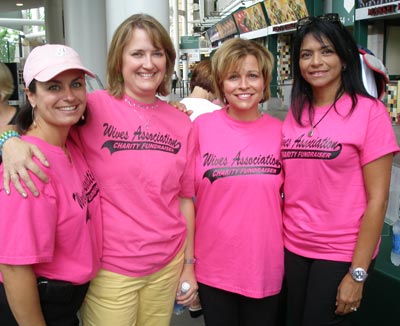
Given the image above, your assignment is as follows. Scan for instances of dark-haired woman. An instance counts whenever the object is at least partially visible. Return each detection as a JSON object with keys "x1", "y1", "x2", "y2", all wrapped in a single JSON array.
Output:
[
  {"x1": 281, "y1": 14, "x2": 399, "y2": 325},
  {"x1": 0, "y1": 44, "x2": 102, "y2": 326},
  {"x1": 0, "y1": 14, "x2": 197, "y2": 326}
]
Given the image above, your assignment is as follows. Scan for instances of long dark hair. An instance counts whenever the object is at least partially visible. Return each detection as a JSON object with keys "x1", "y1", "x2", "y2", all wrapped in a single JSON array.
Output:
[{"x1": 290, "y1": 15, "x2": 373, "y2": 125}]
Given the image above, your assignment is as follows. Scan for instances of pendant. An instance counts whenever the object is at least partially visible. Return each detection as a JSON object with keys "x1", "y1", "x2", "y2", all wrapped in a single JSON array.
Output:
[{"x1": 308, "y1": 128, "x2": 314, "y2": 137}]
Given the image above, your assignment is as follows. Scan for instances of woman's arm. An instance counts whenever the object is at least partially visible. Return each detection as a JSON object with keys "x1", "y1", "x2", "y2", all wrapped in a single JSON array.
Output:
[
  {"x1": 0, "y1": 125, "x2": 17, "y2": 133},
  {"x1": 2, "y1": 136, "x2": 49, "y2": 197},
  {"x1": 335, "y1": 153, "x2": 393, "y2": 315},
  {"x1": 177, "y1": 196, "x2": 198, "y2": 306},
  {"x1": 0, "y1": 264, "x2": 46, "y2": 326}
]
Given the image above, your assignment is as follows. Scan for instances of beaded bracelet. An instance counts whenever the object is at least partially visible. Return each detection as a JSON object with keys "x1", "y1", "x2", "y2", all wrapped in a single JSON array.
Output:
[{"x1": 0, "y1": 130, "x2": 21, "y2": 156}]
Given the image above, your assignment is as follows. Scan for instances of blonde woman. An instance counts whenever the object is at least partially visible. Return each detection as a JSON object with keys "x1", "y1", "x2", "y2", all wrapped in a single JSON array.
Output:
[{"x1": 193, "y1": 38, "x2": 284, "y2": 326}]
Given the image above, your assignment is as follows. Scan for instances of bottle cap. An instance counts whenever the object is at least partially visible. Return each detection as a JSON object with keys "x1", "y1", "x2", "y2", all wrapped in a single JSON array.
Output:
[{"x1": 181, "y1": 281, "x2": 190, "y2": 292}]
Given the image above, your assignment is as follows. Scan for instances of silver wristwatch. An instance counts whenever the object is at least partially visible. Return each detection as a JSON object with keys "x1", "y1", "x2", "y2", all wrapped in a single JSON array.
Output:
[{"x1": 349, "y1": 267, "x2": 368, "y2": 282}]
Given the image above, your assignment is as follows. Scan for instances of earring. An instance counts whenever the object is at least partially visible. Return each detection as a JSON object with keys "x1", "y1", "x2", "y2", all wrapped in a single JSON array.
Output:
[
  {"x1": 81, "y1": 114, "x2": 85, "y2": 121},
  {"x1": 32, "y1": 106, "x2": 37, "y2": 128},
  {"x1": 117, "y1": 74, "x2": 123, "y2": 83},
  {"x1": 342, "y1": 65, "x2": 347, "y2": 71}
]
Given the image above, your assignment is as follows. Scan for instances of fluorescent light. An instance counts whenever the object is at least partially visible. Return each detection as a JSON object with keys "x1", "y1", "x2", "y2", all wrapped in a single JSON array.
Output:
[{"x1": 16, "y1": 3, "x2": 24, "y2": 7}]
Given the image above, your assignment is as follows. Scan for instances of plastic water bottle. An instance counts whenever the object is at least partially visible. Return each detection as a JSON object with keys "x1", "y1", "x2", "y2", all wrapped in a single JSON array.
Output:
[
  {"x1": 391, "y1": 219, "x2": 400, "y2": 266},
  {"x1": 173, "y1": 281, "x2": 190, "y2": 315}
]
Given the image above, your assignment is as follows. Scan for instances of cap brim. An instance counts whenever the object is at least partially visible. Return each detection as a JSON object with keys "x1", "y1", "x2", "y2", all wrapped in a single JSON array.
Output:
[{"x1": 34, "y1": 63, "x2": 95, "y2": 82}]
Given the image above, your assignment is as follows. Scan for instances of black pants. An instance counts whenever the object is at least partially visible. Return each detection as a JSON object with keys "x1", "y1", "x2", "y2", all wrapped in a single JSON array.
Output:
[
  {"x1": 284, "y1": 249, "x2": 369, "y2": 326},
  {"x1": 0, "y1": 278, "x2": 89, "y2": 326},
  {"x1": 198, "y1": 282, "x2": 280, "y2": 326}
]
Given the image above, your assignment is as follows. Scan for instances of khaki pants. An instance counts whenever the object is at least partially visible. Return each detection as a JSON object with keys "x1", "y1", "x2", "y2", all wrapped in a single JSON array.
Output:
[{"x1": 80, "y1": 250, "x2": 184, "y2": 326}]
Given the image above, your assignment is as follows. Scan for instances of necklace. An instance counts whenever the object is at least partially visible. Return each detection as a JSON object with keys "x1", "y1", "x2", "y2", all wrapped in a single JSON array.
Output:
[
  {"x1": 308, "y1": 104, "x2": 334, "y2": 137},
  {"x1": 124, "y1": 96, "x2": 159, "y2": 130}
]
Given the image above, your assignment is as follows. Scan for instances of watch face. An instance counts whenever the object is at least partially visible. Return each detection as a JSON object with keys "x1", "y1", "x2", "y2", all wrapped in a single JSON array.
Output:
[{"x1": 352, "y1": 268, "x2": 367, "y2": 282}]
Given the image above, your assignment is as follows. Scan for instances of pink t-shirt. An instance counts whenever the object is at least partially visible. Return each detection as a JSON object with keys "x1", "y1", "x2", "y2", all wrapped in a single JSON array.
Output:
[
  {"x1": 0, "y1": 136, "x2": 102, "y2": 285},
  {"x1": 282, "y1": 95, "x2": 400, "y2": 261},
  {"x1": 71, "y1": 90, "x2": 195, "y2": 277},
  {"x1": 193, "y1": 108, "x2": 284, "y2": 298}
]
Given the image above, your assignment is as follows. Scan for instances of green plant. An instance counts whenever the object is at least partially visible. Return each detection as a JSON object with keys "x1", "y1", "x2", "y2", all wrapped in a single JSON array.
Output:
[{"x1": 0, "y1": 28, "x2": 20, "y2": 63}]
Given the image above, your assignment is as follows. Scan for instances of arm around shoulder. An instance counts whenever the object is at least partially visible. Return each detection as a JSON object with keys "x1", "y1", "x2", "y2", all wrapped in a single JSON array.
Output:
[{"x1": 2, "y1": 136, "x2": 49, "y2": 197}]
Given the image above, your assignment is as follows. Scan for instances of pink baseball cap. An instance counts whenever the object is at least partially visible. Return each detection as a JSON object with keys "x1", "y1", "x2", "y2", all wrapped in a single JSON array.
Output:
[{"x1": 23, "y1": 44, "x2": 95, "y2": 87}]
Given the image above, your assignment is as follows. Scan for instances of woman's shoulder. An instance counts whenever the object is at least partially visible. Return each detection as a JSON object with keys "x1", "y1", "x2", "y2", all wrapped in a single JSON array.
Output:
[
  {"x1": 162, "y1": 100, "x2": 191, "y2": 118},
  {"x1": 87, "y1": 90, "x2": 125, "y2": 116},
  {"x1": 353, "y1": 94, "x2": 388, "y2": 116},
  {"x1": 193, "y1": 106, "x2": 224, "y2": 124},
  {"x1": 87, "y1": 89, "x2": 115, "y2": 104},
  {"x1": 262, "y1": 113, "x2": 283, "y2": 126}
]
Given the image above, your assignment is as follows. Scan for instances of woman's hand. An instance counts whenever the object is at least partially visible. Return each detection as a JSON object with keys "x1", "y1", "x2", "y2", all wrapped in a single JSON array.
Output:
[
  {"x1": 2, "y1": 137, "x2": 49, "y2": 197},
  {"x1": 169, "y1": 101, "x2": 193, "y2": 117},
  {"x1": 335, "y1": 273, "x2": 363, "y2": 315},
  {"x1": 176, "y1": 263, "x2": 198, "y2": 306}
]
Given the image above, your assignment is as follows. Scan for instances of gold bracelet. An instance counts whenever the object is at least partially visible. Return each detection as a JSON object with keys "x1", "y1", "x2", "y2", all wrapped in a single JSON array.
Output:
[{"x1": 184, "y1": 258, "x2": 196, "y2": 264}]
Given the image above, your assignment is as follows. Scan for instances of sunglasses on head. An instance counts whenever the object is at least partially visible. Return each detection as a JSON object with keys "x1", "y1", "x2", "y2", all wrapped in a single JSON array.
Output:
[{"x1": 296, "y1": 13, "x2": 341, "y2": 31}]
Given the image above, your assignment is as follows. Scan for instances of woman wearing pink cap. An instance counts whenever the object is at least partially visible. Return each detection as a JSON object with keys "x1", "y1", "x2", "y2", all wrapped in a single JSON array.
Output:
[
  {"x1": 0, "y1": 44, "x2": 102, "y2": 326},
  {"x1": 0, "y1": 14, "x2": 197, "y2": 326}
]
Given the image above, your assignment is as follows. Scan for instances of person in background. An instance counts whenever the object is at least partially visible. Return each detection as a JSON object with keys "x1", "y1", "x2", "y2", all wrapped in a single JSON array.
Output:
[
  {"x1": 281, "y1": 13, "x2": 399, "y2": 325},
  {"x1": 0, "y1": 63, "x2": 18, "y2": 164},
  {"x1": 172, "y1": 70, "x2": 179, "y2": 94},
  {"x1": 0, "y1": 14, "x2": 197, "y2": 326},
  {"x1": 180, "y1": 59, "x2": 221, "y2": 122},
  {"x1": 193, "y1": 38, "x2": 284, "y2": 326},
  {"x1": 0, "y1": 44, "x2": 102, "y2": 326}
]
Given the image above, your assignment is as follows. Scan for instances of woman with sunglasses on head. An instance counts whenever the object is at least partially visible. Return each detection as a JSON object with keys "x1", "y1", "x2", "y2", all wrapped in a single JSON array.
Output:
[
  {"x1": 281, "y1": 13, "x2": 399, "y2": 325},
  {"x1": 0, "y1": 44, "x2": 102, "y2": 326},
  {"x1": 0, "y1": 14, "x2": 196, "y2": 326}
]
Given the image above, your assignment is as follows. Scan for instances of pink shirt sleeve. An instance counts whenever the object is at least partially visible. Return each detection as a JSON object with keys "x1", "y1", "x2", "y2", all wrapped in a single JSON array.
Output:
[
  {"x1": 360, "y1": 99, "x2": 399, "y2": 165},
  {"x1": 0, "y1": 175, "x2": 57, "y2": 265}
]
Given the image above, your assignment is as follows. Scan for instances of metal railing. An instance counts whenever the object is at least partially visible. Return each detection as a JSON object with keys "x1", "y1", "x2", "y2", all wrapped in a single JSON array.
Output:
[{"x1": 178, "y1": 79, "x2": 190, "y2": 98}]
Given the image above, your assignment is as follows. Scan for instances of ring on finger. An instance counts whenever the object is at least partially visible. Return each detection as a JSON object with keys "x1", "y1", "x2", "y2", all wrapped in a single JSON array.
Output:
[{"x1": 350, "y1": 307, "x2": 357, "y2": 312}]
